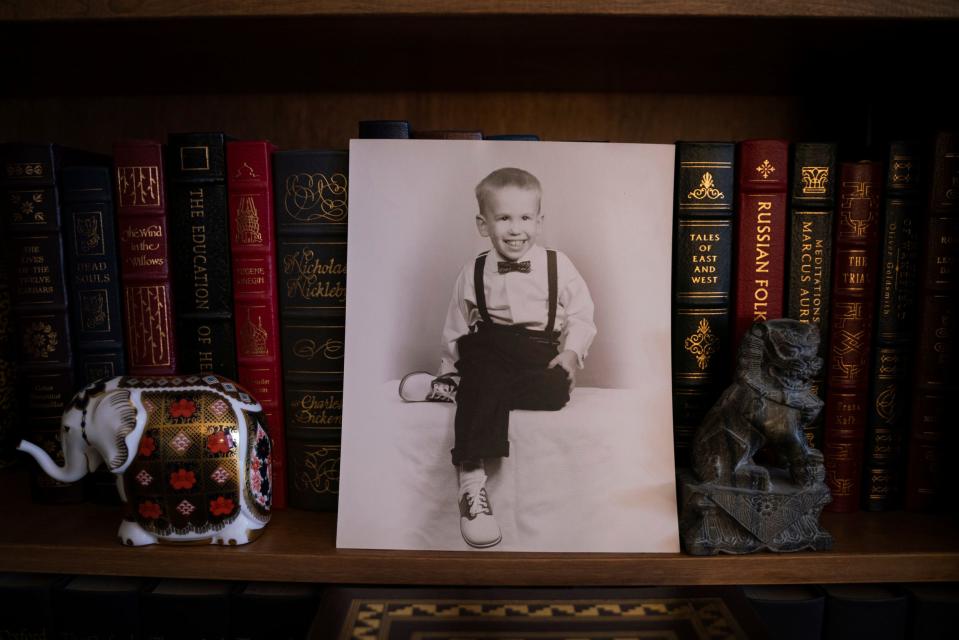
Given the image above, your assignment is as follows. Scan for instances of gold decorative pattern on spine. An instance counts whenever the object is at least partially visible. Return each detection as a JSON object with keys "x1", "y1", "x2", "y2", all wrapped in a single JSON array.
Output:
[
  {"x1": 684, "y1": 318, "x2": 718, "y2": 371},
  {"x1": 688, "y1": 172, "x2": 725, "y2": 200},
  {"x1": 801, "y1": 166, "x2": 829, "y2": 194},
  {"x1": 24, "y1": 321, "x2": 58, "y2": 359},
  {"x1": 755, "y1": 159, "x2": 775, "y2": 179}
]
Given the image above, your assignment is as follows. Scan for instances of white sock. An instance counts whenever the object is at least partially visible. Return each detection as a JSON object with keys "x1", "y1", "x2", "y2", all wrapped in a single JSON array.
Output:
[{"x1": 458, "y1": 460, "x2": 486, "y2": 496}]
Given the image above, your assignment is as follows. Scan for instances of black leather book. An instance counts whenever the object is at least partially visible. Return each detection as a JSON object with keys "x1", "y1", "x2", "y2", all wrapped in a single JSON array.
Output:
[
  {"x1": 358, "y1": 120, "x2": 411, "y2": 139},
  {"x1": 54, "y1": 575, "x2": 145, "y2": 640},
  {"x1": 904, "y1": 583, "x2": 959, "y2": 639},
  {"x1": 786, "y1": 142, "x2": 837, "y2": 450},
  {"x1": 0, "y1": 572, "x2": 68, "y2": 639},
  {"x1": 274, "y1": 150, "x2": 348, "y2": 511},
  {"x1": 167, "y1": 132, "x2": 237, "y2": 378},
  {"x1": 61, "y1": 165, "x2": 127, "y2": 384},
  {"x1": 142, "y1": 579, "x2": 234, "y2": 640},
  {"x1": 743, "y1": 585, "x2": 825, "y2": 640},
  {"x1": 823, "y1": 584, "x2": 907, "y2": 640},
  {"x1": 863, "y1": 141, "x2": 923, "y2": 511},
  {"x1": 231, "y1": 581, "x2": 321, "y2": 640},
  {"x1": 0, "y1": 267, "x2": 20, "y2": 468},
  {"x1": 485, "y1": 134, "x2": 541, "y2": 140},
  {"x1": 0, "y1": 143, "x2": 88, "y2": 503},
  {"x1": 671, "y1": 142, "x2": 735, "y2": 465}
]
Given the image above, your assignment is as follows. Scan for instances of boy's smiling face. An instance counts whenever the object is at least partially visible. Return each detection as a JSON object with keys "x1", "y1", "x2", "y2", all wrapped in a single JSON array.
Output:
[{"x1": 476, "y1": 185, "x2": 543, "y2": 261}]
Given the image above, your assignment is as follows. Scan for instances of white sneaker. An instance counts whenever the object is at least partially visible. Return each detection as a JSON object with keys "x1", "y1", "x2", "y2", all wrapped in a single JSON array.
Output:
[
  {"x1": 458, "y1": 486, "x2": 502, "y2": 548},
  {"x1": 398, "y1": 371, "x2": 457, "y2": 403}
]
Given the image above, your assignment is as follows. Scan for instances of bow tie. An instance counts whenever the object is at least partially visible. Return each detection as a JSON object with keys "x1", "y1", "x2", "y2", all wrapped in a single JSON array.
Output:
[{"x1": 498, "y1": 260, "x2": 531, "y2": 274}]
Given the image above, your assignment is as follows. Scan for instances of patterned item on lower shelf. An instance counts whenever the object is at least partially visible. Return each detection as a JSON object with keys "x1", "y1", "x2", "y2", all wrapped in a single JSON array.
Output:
[{"x1": 311, "y1": 587, "x2": 767, "y2": 640}]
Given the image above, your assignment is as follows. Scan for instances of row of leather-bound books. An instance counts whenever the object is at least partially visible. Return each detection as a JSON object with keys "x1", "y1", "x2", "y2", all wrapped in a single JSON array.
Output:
[
  {"x1": 0, "y1": 122, "x2": 532, "y2": 510},
  {"x1": 2, "y1": 124, "x2": 955, "y2": 516},
  {"x1": 671, "y1": 133, "x2": 958, "y2": 513}
]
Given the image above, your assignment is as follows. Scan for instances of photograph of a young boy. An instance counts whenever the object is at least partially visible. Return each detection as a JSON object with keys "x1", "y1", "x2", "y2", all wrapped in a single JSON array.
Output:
[
  {"x1": 338, "y1": 139, "x2": 678, "y2": 553},
  {"x1": 425, "y1": 167, "x2": 597, "y2": 548}
]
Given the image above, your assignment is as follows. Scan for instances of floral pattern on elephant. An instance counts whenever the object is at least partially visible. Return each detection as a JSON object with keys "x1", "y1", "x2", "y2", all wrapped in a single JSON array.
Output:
[
  {"x1": 124, "y1": 391, "x2": 244, "y2": 537},
  {"x1": 18, "y1": 374, "x2": 271, "y2": 546}
]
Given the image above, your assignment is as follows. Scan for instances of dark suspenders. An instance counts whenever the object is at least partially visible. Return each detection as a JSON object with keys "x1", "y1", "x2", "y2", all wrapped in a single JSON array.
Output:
[{"x1": 472, "y1": 250, "x2": 558, "y2": 335}]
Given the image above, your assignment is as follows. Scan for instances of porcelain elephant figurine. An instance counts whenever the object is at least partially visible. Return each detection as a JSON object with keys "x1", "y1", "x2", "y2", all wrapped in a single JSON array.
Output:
[{"x1": 18, "y1": 374, "x2": 272, "y2": 546}]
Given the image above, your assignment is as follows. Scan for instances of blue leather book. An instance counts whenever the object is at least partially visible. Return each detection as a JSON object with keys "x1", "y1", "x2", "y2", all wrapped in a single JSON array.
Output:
[{"x1": 61, "y1": 165, "x2": 127, "y2": 384}]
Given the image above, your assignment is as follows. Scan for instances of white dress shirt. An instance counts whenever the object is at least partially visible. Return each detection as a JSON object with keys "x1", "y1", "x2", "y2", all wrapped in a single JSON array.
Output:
[{"x1": 438, "y1": 244, "x2": 596, "y2": 376}]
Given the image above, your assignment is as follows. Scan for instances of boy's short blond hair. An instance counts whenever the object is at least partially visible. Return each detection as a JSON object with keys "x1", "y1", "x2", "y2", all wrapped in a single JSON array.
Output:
[{"x1": 475, "y1": 167, "x2": 542, "y2": 216}]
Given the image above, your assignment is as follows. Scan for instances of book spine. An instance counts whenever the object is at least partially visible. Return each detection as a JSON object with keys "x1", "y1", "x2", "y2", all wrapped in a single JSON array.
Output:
[
  {"x1": 168, "y1": 133, "x2": 237, "y2": 379},
  {"x1": 786, "y1": 142, "x2": 837, "y2": 450},
  {"x1": 862, "y1": 141, "x2": 923, "y2": 511},
  {"x1": 61, "y1": 166, "x2": 127, "y2": 384},
  {"x1": 1, "y1": 143, "x2": 83, "y2": 503},
  {"x1": 733, "y1": 139, "x2": 790, "y2": 350},
  {"x1": 823, "y1": 160, "x2": 884, "y2": 513},
  {"x1": 275, "y1": 150, "x2": 348, "y2": 511},
  {"x1": 227, "y1": 140, "x2": 288, "y2": 509},
  {"x1": 0, "y1": 265, "x2": 21, "y2": 467},
  {"x1": 671, "y1": 142, "x2": 735, "y2": 465},
  {"x1": 905, "y1": 131, "x2": 959, "y2": 511},
  {"x1": 358, "y1": 120, "x2": 411, "y2": 139},
  {"x1": 114, "y1": 140, "x2": 177, "y2": 375}
]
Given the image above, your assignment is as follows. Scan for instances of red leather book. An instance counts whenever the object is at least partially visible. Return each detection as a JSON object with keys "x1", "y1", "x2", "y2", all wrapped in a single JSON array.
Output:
[
  {"x1": 114, "y1": 140, "x2": 177, "y2": 375},
  {"x1": 822, "y1": 160, "x2": 884, "y2": 512},
  {"x1": 733, "y1": 139, "x2": 789, "y2": 349},
  {"x1": 905, "y1": 131, "x2": 959, "y2": 511},
  {"x1": 226, "y1": 141, "x2": 287, "y2": 508}
]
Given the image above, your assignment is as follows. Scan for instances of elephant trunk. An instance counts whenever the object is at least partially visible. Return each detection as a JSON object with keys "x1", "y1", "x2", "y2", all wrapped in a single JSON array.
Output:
[{"x1": 17, "y1": 438, "x2": 90, "y2": 483}]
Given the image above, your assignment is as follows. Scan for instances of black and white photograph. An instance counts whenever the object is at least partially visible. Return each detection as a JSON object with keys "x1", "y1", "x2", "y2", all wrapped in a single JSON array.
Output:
[{"x1": 337, "y1": 139, "x2": 679, "y2": 552}]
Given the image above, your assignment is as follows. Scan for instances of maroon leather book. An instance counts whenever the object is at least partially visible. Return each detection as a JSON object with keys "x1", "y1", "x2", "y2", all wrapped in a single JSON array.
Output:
[
  {"x1": 733, "y1": 140, "x2": 789, "y2": 349},
  {"x1": 823, "y1": 161, "x2": 884, "y2": 512},
  {"x1": 114, "y1": 140, "x2": 177, "y2": 375},
  {"x1": 227, "y1": 140, "x2": 287, "y2": 509},
  {"x1": 905, "y1": 131, "x2": 959, "y2": 511}
]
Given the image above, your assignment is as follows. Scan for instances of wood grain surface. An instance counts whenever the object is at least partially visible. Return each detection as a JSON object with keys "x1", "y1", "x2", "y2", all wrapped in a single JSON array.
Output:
[
  {"x1": 2, "y1": 0, "x2": 957, "y2": 21},
  {"x1": 1, "y1": 470, "x2": 957, "y2": 585}
]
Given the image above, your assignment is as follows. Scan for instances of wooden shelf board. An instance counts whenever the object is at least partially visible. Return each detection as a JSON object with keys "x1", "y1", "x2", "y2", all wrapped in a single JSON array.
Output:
[
  {"x1": 2, "y1": 471, "x2": 957, "y2": 585},
  {"x1": 2, "y1": 0, "x2": 958, "y2": 21}
]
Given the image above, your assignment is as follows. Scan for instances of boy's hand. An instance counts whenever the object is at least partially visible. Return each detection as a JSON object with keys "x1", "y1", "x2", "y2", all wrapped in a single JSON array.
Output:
[{"x1": 548, "y1": 350, "x2": 579, "y2": 391}]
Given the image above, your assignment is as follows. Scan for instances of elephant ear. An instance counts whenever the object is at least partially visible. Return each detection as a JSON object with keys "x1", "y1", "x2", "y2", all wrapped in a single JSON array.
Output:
[{"x1": 98, "y1": 389, "x2": 137, "y2": 470}]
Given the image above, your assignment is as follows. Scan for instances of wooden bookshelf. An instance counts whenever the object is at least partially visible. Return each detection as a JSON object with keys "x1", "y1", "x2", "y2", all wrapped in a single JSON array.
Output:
[
  {"x1": 1, "y1": 469, "x2": 958, "y2": 585},
  {"x1": 1, "y1": 1, "x2": 957, "y2": 587}
]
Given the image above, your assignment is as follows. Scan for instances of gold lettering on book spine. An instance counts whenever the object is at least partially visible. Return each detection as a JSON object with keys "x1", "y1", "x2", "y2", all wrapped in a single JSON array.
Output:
[
  {"x1": 801, "y1": 166, "x2": 829, "y2": 194},
  {"x1": 283, "y1": 173, "x2": 348, "y2": 223},
  {"x1": 688, "y1": 172, "x2": 724, "y2": 200},
  {"x1": 684, "y1": 318, "x2": 718, "y2": 371},
  {"x1": 235, "y1": 196, "x2": 263, "y2": 245}
]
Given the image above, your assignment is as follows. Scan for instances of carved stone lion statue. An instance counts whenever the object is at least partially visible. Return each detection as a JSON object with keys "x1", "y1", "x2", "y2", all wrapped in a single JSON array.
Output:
[{"x1": 692, "y1": 319, "x2": 825, "y2": 490}]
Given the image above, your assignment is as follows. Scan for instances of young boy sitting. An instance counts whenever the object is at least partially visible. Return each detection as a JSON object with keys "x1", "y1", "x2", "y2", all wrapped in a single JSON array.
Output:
[{"x1": 430, "y1": 167, "x2": 596, "y2": 548}]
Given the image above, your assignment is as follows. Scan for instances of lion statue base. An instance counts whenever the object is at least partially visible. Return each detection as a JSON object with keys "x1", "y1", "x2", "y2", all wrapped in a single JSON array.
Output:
[{"x1": 679, "y1": 319, "x2": 833, "y2": 555}]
